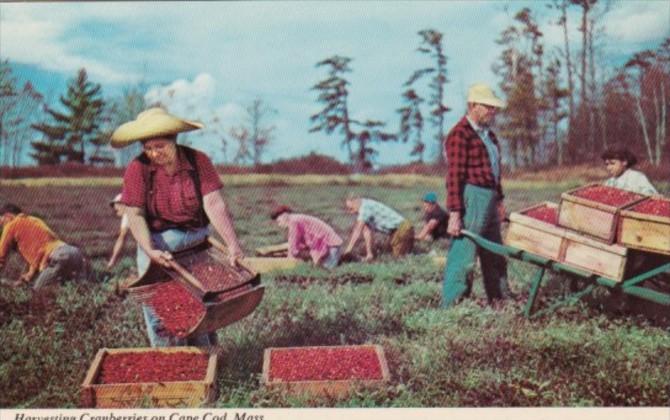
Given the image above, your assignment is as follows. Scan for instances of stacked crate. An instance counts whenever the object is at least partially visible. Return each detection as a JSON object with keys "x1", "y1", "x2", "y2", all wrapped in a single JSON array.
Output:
[{"x1": 505, "y1": 184, "x2": 670, "y2": 281}]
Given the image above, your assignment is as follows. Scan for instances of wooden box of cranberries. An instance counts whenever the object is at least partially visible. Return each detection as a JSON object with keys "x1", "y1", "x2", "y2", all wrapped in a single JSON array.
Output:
[
  {"x1": 505, "y1": 201, "x2": 566, "y2": 261},
  {"x1": 618, "y1": 196, "x2": 670, "y2": 255},
  {"x1": 262, "y1": 344, "x2": 390, "y2": 398},
  {"x1": 506, "y1": 201, "x2": 633, "y2": 281},
  {"x1": 558, "y1": 183, "x2": 647, "y2": 243},
  {"x1": 80, "y1": 347, "x2": 217, "y2": 408},
  {"x1": 126, "y1": 238, "x2": 265, "y2": 339}
]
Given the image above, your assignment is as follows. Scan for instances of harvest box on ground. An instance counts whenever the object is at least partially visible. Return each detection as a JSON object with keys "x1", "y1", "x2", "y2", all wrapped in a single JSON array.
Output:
[
  {"x1": 125, "y1": 237, "x2": 265, "y2": 338},
  {"x1": 618, "y1": 196, "x2": 670, "y2": 256},
  {"x1": 241, "y1": 256, "x2": 300, "y2": 273},
  {"x1": 262, "y1": 344, "x2": 390, "y2": 398},
  {"x1": 506, "y1": 201, "x2": 637, "y2": 282},
  {"x1": 558, "y1": 183, "x2": 647, "y2": 243},
  {"x1": 80, "y1": 347, "x2": 217, "y2": 408}
]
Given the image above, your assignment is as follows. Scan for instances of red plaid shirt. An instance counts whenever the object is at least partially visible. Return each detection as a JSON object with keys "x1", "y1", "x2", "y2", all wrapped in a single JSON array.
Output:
[
  {"x1": 443, "y1": 116, "x2": 503, "y2": 212},
  {"x1": 121, "y1": 147, "x2": 223, "y2": 230}
]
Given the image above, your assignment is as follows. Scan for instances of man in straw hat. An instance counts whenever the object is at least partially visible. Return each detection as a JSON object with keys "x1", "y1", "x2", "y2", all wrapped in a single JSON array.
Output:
[
  {"x1": 111, "y1": 107, "x2": 245, "y2": 347},
  {"x1": 441, "y1": 83, "x2": 511, "y2": 308}
]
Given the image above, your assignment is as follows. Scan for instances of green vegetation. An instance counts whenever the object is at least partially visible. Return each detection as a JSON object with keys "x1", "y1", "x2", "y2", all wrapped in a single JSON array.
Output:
[{"x1": 0, "y1": 180, "x2": 669, "y2": 408}]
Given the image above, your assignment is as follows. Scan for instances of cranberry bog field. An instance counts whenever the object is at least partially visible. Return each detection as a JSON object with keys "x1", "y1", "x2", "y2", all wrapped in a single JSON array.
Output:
[{"x1": 1, "y1": 175, "x2": 669, "y2": 407}]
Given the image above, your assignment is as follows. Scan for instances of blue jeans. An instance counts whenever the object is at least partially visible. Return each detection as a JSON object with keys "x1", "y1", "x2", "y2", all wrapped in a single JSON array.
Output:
[
  {"x1": 137, "y1": 227, "x2": 216, "y2": 347},
  {"x1": 321, "y1": 246, "x2": 341, "y2": 270},
  {"x1": 442, "y1": 185, "x2": 508, "y2": 308}
]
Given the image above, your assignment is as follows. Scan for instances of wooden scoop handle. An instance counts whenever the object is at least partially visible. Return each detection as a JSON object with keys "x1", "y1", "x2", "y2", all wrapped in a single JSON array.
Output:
[{"x1": 167, "y1": 259, "x2": 206, "y2": 291}]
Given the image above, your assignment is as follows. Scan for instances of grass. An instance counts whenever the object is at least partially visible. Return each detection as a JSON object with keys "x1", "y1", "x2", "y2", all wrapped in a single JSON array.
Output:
[{"x1": 0, "y1": 178, "x2": 669, "y2": 408}]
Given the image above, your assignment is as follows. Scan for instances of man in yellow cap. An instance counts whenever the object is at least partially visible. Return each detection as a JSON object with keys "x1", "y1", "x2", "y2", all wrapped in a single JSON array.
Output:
[{"x1": 441, "y1": 83, "x2": 510, "y2": 308}]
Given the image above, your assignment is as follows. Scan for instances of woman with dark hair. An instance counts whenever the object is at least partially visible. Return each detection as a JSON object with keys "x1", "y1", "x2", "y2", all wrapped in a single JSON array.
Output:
[{"x1": 601, "y1": 148, "x2": 658, "y2": 195}]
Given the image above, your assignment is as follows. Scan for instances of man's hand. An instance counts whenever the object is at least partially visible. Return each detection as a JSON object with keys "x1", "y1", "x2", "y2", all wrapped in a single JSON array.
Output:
[
  {"x1": 147, "y1": 249, "x2": 174, "y2": 268},
  {"x1": 447, "y1": 211, "x2": 463, "y2": 237}
]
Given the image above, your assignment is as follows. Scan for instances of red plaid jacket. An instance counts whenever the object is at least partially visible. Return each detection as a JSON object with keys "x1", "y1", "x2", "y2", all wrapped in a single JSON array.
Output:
[{"x1": 443, "y1": 116, "x2": 503, "y2": 212}]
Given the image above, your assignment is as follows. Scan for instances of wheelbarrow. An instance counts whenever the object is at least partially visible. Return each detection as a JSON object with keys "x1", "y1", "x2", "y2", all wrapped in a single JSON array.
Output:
[
  {"x1": 459, "y1": 229, "x2": 670, "y2": 319},
  {"x1": 125, "y1": 237, "x2": 265, "y2": 338}
]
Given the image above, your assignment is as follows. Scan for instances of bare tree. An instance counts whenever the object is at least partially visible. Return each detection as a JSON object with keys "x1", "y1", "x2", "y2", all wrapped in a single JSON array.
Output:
[
  {"x1": 230, "y1": 126, "x2": 252, "y2": 165},
  {"x1": 229, "y1": 97, "x2": 276, "y2": 166},
  {"x1": 247, "y1": 98, "x2": 276, "y2": 165},
  {"x1": 0, "y1": 60, "x2": 44, "y2": 167}
]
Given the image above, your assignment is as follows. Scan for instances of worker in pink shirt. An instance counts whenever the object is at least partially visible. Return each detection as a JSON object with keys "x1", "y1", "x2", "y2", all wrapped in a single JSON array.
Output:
[{"x1": 271, "y1": 205, "x2": 343, "y2": 269}]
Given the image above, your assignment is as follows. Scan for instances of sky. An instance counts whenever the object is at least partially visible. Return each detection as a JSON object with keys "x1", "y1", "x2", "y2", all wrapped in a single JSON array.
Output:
[{"x1": 1, "y1": 1, "x2": 669, "y2": 166}]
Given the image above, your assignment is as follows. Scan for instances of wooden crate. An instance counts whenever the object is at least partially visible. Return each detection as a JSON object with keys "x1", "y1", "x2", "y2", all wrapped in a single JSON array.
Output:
[
  {"x1": 561, "y1": 229, "x2": 630, "y2": 281},
  {"x1": 505, "y1": 202, "x2": 567, "y2": 261},
  {"x1": 558, "y1": 183, "x2": 646, "y2": 243},
  {"x1": 262, "y1": 344, "x2": 390, "y2": 398},
  {"x1": 242, "y1": 257, "x2": 300, "y2": 273},
  {"x1": 504, "y1": 201, "x2": 633, "y2": 281},
  {"x1": 81, "y1": 347, "x2": 217, "y2": 408},
  {"x1": 255, "y1": 243, "x2": 289, "y2": 257},
  {"x1": 618, "y1": 197, "x2": 670, "y2": 256}
]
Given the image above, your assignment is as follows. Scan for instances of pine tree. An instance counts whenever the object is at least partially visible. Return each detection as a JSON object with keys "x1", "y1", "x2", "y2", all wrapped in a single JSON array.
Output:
[
  {"x1": 397, "y1": 89, "x2": 425, "y2": 162},
  {"x1": 309, "y1": 55, "x2": 356, "y2": 162},
  {"x1": 31, "y1": 68, "x2": 106, "y2": 164},
  {"x1": 403, "y1": 29, "x2": 450, "y2": 161}
]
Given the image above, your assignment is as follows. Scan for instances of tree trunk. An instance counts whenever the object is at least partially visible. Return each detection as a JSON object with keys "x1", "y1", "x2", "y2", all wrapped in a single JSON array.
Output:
[
  {"x1": 635, "y1": 95, "x2": 654, "y2": 163},
  {"x1": 560, "y1": 1, "x2": 576, "y2": 162}
]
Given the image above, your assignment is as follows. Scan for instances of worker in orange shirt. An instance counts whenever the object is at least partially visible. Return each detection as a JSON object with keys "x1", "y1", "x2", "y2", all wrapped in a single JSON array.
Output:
[{"x1": 0, "y1": 203, "x2": 87, "y2": 289}]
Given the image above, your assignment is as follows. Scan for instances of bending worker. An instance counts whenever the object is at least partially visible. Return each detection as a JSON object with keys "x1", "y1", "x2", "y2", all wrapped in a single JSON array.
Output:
[{"x1": 0, "y1": 203, "x2": 86, "y2": 290}]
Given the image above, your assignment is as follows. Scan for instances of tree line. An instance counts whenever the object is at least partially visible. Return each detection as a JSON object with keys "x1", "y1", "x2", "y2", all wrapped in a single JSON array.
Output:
[
  {"x1": 0, "y1": 64, "x2": 276, "y2": 167},
  {"x1": 310, "y1": 1, "x2": 669, "y2": 170},
  {"x1": 1, "y1": 1, "x2": 668, "y2": 169}
]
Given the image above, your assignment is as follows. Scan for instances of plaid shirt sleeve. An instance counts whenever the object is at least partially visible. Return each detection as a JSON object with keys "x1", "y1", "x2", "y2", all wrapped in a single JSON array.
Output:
[{"x1": 445, "y1": 122, "x2": 469, "y2": 213}]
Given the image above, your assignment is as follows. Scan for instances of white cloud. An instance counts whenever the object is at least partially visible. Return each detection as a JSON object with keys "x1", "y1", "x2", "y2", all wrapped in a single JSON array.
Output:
[
  {"x1": 605, "y1": 1, "x2": 670, "y2": 44},
  {"x1": 0, "y1": 5, "x2": 139, "y2": 83},
  {"x1": 144, "y1": 73, "x2": 217, "y2": 115}
]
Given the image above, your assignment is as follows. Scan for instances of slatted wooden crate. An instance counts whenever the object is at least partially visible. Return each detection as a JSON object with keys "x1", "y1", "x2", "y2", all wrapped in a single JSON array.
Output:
[
  {"x1": 506, "y1": 201, "x2": 635, "y2": 282},
  {"x1": 561, "y1": 229, "x2": 630, "y2": 281},
  {"x1": 558, "y1": 183, "x2": 647, "y2": 243},
  {"x1": 80, "y1": 347, "x2": 217, "y2": 408},
  {"x1": 262, "y1": 344, "x2": 390, "y2": 398},
  {"x1": 255, "y1": 243, "x2": 289, "y2": 257},
  {"x1": 618, "y1": 196, "x2": 670, "y2": 256},
  {"x1": 505, "y1": 202, "x2": 566, "y2": 261},
  {"x1": 242, "y1": 257, "x2": 299, "y2": 273}
]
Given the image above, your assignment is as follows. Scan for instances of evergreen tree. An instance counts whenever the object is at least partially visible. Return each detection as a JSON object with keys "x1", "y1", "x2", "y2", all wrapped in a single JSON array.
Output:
[
  {"x1": 403, "y1": 29, "x2": 450, "y2": 161},
  {"x1": 309, "y1": 55, "x2": 356, "y2": 163},
  {"x1": 397, "y1": 89, "x2": 425, "y2": 162},
  {"x1": 31, "y1": 68, "x2": 106, "y2": 164}
]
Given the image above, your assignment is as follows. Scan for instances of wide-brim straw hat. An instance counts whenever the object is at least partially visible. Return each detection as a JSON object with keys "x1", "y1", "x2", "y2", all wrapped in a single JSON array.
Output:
[
  {"x1": 110, "y1": 107, "x2": 204, "y2": 148},
  {"x1": 467, "y1": 83, "x2": 505, "y2": 108}
]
